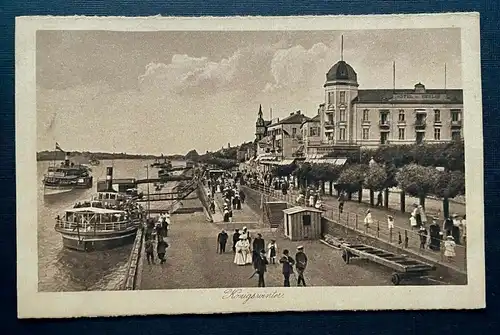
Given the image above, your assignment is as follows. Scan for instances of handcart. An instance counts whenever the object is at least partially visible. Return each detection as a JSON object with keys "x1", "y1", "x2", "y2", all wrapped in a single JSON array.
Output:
[{"x1": 341, "y1": 243, "x2": 436, "y2": 285}]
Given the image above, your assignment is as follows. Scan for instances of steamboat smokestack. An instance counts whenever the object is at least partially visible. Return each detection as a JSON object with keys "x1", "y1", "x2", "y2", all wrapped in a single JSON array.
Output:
[
  {"x1": 106, "y1": 167, "x2": 114, "y2": 191},
  {"x1": 64, "y1": 152, "x2": 70, "y2": 167}
]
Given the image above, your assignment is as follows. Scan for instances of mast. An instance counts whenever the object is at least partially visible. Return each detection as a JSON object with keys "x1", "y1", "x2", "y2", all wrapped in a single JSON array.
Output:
[
  {"x1": 340, "y1": 34, "x2": 344, "y2": 61},
  {"x1": 393, "y1": 61, "x2": 396, "y2": 92},
  {"x1": 444, "y1": 63, "x2": 447, "y2": 91}
]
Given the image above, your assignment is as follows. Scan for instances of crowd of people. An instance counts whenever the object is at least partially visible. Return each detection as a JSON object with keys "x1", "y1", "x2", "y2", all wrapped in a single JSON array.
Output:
[
  {"x1": 215, "y1": 226, "x2": 309, "y2": 287},
  {"x1": 144, "y1": 212, "x2": 171, "y2": 265}
]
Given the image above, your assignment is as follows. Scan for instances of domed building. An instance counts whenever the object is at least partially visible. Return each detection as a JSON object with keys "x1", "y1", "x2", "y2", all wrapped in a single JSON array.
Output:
[{"x1": 304, "y1": 39, "x2": 464, "y2": 159}]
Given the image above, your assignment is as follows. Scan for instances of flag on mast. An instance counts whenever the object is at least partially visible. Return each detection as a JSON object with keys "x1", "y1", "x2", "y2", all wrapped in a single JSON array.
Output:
[{"x1": 55, "y1": 142, "x2": 64, "y2": 152}]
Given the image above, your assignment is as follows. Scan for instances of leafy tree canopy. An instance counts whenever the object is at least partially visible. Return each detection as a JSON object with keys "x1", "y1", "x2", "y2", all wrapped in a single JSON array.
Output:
[
  {"x1": 396, "y1": 164, "x2": 441, "y2": 198},
  {"x1": 336, "y1": 164, "x2": 367, "y2": 193},
  {"x1": 364, "y1": 163, "x2": 388, "y2": 191}
]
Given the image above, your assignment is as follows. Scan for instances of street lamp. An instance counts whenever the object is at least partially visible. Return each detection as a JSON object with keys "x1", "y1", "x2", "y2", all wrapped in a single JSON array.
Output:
[{"x1": 144, "y1": 164, "x2": 151, "y2": 218}]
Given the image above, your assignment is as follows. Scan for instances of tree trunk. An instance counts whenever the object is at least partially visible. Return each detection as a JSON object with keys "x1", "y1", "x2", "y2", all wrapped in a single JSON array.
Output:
[
  {"x1": 348, "y1": 192, "x2": 352, "y2": 201},
  {"x1": 321, "y1": 181, "x2": 325, "y2": 195},
  {"x1": 400, "y1": 191, "x2": 406, "y2": 213},
  {"x1": 384, "y1": 188, "x2": 389, "y2": 209},
  {"x1": 358, "y1": 186, "x2": 363, "y2": 203},
  {"x1": 443, "y1": 197, "x2": 450, "y2": 219},
  {"x1": 329, "y1": 181, "x2": 333, "y2": 196},
  {"x1": 369, "y1": 189, "x2": 375, "y2": 207},
  {"x1": 419, "y1": 194, "x2": 426, "y2": 210}
]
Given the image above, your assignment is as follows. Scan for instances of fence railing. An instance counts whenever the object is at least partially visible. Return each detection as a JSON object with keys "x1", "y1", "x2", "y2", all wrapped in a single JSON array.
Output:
[
  {"x1": 55, "y1": 219, "x2": 141, "y2": 232},
  {"x1": 246, "y1": 183, "x2": 467, "y2": 273}
]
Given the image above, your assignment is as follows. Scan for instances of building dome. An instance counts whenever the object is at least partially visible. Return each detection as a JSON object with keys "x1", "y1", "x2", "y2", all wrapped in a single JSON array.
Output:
[{"x1": 325, "y1": 60, "x2": 358, "y2": 83}]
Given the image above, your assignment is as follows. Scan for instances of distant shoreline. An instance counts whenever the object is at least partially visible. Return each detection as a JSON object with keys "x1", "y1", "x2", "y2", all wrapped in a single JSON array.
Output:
[{"x1": 36, "y1": 151, "x2": 186, "y2": 162}]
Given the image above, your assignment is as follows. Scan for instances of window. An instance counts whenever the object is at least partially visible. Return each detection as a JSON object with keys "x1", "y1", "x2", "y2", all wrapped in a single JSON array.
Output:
[
  {"x1": 292, "y1": 127, "x2": 297, "y2": 136},
  {"x1": 434, "y1": 128, "x2": 441, "y2": 140},
  {"x1": 451, "y1": 110, "x2": 461, "y2": 122},
  {"x1": 339, "y1": 128, "x2": 346, "y2": 141},
  {"x1": 328, "y1": 113, "x2": 334, "y2": 124},
  {"x1": 302, "y1": 214, "x2": 311, "y2": 226},
  {"x1": 379, "y1": 111, "x2": 389, "y2": 124},
  {"x1": 399, "y1": 110, "x2": 405, "y2": 122},
  {"x1": 452, "y1": 131, "x2": 461, "y2": 141},
  {"x1": 310, "y1": 127, "x2": 318, "y2": 137},
  {"x1": 339, "y1": 91, "x2": 346, "y2": 104},
  {"x1": 398, "y1": 128, "x2": 405, "y2": 140},
  {"x1": 362, "y1": 109, "x2": 369, "y2": 121},
  {"x1": 339, "y1": 109, "x2": 346, "y2": 121},
  {"x1": 434, "y1": 110, "x2": 441, "y2": 123},
  {"x1": 362, "y1": 128, "x2": 369, "y2": 140},
  {"x1": 328, "y1": 91, "x2": 334, "y2": 104}
]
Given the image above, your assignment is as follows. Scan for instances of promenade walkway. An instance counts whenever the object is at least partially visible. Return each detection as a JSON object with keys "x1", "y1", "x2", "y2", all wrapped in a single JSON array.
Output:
[
  {"x1": 251, "y1": 185, "x2": 467, "y2": 274},
  {"x1": 138, "y1": 197, "x2": 445, "y2": 289}
]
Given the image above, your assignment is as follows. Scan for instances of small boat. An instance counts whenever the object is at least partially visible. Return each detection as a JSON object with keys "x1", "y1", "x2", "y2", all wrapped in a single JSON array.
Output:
[
  {"x1": 158, "y1": 168, "x2": 170, "y2": 179},
  {"x1": 55, "y1": 191, "x2": 145, "y2": 252},
  {"x1": 151, "y1": 157, "x2": 173, "y2": 170},
  {"x1": 43, "y1": 162, "x2": 93, "y2": 196},
  {"x1": 89, "y1": 157, "x2": 100, "y2": 166}
]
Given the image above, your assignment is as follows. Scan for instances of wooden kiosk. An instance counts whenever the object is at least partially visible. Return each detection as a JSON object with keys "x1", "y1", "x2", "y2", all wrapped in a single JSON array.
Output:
[{"x1": 282, "y1": 206, "x2": 322, "y2": 241}]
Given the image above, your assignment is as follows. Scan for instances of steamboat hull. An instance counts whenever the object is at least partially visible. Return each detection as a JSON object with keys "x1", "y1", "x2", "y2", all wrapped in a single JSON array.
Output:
[{"x1": 55, "y1": 227, "x2": 139, "y2": 252}]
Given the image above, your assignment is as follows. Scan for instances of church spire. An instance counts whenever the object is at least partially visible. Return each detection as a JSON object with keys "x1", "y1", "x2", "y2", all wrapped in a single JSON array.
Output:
[{"x1": 258, "y1": 104, "x2": 263, "y2": 118}]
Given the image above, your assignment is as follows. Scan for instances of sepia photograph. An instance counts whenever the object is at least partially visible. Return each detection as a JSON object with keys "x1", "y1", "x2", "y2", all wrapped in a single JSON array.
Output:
[{"x1": 16, "y1": 13, "x2": 484, "y2": 318}]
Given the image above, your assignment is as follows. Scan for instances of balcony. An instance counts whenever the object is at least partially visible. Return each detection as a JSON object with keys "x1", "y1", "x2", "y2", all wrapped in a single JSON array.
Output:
[
  {"x1": 337, "y1": 120, "x2": 347, "y2": 126},
  {"x1": 378, "y1": 120, "x2": 390, "y2": 129},
  {"x1": 451, "y1": 120, "x2": 462, "y2": 127},
  {"x1": 324, "y1": 121, "x2": 335, "y2": 128},
  {"x1": 361, "y1": 119, "x2": 370, "y2": 125},
  {"x1": 414, "y1": 119, "x2": 427, "y2": 129}
]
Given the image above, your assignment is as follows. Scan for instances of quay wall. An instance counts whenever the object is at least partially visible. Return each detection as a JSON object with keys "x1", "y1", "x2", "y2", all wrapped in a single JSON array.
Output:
[
  {"x1": 196, "y1": 182, "x2": 214, "y2": 223},
  {"x1": 321, "y1": 217, "x2": 467, "y2": 284},
  {"x1": 121, "y1": 227, "x2": 144, "y2": 290},
  {"x1": 241, "y1": 185, "x2": 467, "y2": 285}
]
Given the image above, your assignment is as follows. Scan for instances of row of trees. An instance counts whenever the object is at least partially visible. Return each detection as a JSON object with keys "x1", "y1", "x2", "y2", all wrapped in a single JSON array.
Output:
[{"x1": 273, "y1": 142, "x2": 466, "y2": 217}]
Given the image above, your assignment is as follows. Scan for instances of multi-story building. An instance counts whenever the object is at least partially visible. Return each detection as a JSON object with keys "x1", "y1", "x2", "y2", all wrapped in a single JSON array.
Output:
[
  {"x1": 309, "y1": 58, "x2": 463, "y2": 154},
  {"x1": 299, "y1": 114, "x2": 321, "y2": 156},
  {"x1": 266, "y1": 110, "x2": 310, "y2": 159}
]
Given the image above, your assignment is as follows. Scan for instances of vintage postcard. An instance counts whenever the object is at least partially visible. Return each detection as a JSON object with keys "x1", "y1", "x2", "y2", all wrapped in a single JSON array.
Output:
[{"x1": 16, "y1": 13, "x2": 484, "y2": 318}]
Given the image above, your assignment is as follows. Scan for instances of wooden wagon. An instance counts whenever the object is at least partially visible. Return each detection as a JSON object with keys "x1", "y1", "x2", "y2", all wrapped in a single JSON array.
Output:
[{"x1": 341, "y1": 244, "x2": 436, "y2": 285}]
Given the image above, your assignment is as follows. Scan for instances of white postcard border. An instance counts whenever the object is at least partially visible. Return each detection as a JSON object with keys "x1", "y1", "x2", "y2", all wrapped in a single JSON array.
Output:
[{"x1": 16, "y1": 13, "x2": 485, "y2": 318}]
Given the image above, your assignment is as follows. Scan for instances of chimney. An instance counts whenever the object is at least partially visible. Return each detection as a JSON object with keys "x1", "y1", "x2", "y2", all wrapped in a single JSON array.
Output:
[
  {"x1": 228, "y1": 142, "x2": 231, "y2": 148},
  {"x1": 106, "y1": 167, "x2": 114, "y2": 191},
  {"x1": 290, "y1": 112, "x2": 294, "y2": 116},
  {"x1": 64, "y1": 152, "x2": 70, "y2": 167},
  {"x1": 296, "y1": 110, "x2": 301, "y2": 115}
]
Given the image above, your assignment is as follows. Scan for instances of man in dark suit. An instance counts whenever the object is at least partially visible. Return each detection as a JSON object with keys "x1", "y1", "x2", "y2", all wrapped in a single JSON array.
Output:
[
  {"x1": 295, "y1": 246, "x2": 308, "y2": 286},
  {"x1": 279, "y1": 249, "x2": 295, "y2": 287},
  {"x1": 217, "y1": 229, "x2": 228, "y2": 254},
  {"x1": 254, "y1": 250, "x2": 269, "y2": 287},
  {"x1": 252, "y1": 233, "x2": 265, "y2": 267},
  {"x1": 232, "y1": 229, "x2": 240, "y2": 253}
]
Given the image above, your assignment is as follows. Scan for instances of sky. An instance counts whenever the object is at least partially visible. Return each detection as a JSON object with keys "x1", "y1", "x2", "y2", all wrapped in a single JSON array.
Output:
[{"x1": 36, "y1": 28, "x2": 462, "y2": 155}]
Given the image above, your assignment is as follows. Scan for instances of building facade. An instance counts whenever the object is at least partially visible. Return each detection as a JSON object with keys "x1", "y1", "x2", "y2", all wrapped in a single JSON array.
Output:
[
  {"x1": 266, "y1": 110, "x2": 310, "y2": 159},
  {"x1": 310, "y1": 59, "x2": 463, "y2": 153}
]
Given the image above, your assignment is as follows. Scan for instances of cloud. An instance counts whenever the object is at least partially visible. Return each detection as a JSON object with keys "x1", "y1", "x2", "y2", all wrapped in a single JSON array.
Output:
[
  {"x1": 137, "y1": 45, "x2": 279, "y2": 96},
  {"x1": 264, "y1": 43, "x2": 332, "y2": 92}
]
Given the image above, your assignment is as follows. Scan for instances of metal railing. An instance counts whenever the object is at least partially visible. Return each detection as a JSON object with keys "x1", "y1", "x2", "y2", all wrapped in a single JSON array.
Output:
[
  {"x1": 246, "y1": 183, "x2": 467, "y2": 273},
  {"x1": 55, "y1": 219, "x2": 140, "y2": 231}
]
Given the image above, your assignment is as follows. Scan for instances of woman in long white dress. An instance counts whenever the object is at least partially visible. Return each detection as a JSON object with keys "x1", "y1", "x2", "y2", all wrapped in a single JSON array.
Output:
[{"x1": 234, "y1": 235, "x2": 252, "y2": 265}]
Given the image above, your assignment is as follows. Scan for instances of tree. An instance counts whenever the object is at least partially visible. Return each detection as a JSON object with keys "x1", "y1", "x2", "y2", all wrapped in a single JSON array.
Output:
[
  {"x1": 364, "y1": 163, "x2": 388, "y2": 206},
  {"x1": 433, "y1": 170, "x2": 466, "y2": 218},
  {"x1": 185, "y1": 149, "x2": 200, "y2": 162},
  {"x1": 396, "y1": 164, "x2": 441, "y2": 209},
  {"x1": 292, "y1": 163, "x2": 313, "y2": 189},
  {"x1": 336, "y1": 164, "x2": 367, "y2": 201},
  {"x1": 271, "y1": 163, "x2": 298, "y2": 178}
]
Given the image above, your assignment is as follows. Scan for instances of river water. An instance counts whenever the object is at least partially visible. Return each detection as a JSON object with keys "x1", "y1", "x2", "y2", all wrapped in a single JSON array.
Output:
[{"x1": 37, "y1": 159, "x2": 183, "y2": 292}]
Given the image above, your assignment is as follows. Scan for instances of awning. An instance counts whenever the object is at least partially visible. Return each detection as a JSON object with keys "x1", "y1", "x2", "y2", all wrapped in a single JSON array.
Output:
[
  {"x1": 277, "y1": 159, "x2": 296, "y2": 166},
  {"x1": 305, "y1": 157, "x2": 347, "y2": 165},
  {"x1": 260, "y1": 160, "x2": 281, "y2": 165}
]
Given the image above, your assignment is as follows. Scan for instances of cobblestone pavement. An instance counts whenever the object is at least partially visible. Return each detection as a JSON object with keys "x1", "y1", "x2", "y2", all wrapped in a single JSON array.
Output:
[
  {"x1": 139, "y1": 197, "x2": 445, "y2": 289},
  {"x1": 261, "y1": 187, "x2": 467, "y2": 273}
]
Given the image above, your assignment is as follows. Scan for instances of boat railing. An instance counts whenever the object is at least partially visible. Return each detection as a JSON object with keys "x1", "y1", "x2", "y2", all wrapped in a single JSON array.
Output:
[{"x1": 55, "y1": 218, "x2": 141, "y2": 232}]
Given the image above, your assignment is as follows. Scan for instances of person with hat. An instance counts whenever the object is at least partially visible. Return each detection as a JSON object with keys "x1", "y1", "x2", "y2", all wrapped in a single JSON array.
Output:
[
  {"x1": 279, "y1": 249, "x2": 295, "y2": 287},
  {"x1": 387, "y1": 215, "x2": 395, "y2": 231},
  {"x1": 232, "y1": 229, "x2": 240, "y2": 253},
  {"x1": 452, "y1": 214, "x2": 462, "y2": 245},
  {"x1": 267, "y1": 239, "x2": 278, "y2": 264},
  {"x1": 253, "y1": 249, "x2": 269, "y2": 287},
  {"x1": 444, "y1": 235, "x2": 456, "y2": 262},
  {"x1": 234, "y1": 234, "x2": 250, "y2": 266},
  {"x1": 217, "y1": 229, "x2": 229, "y2": 254},
  {"x1": 418, "y1": 225, "x2": 428, "y2": 249},
  {"x1": 295, "y1": 246, "x2": 308, "y2": 287},
  {"x1": 428, "y1": 217, "x2": 442, "y2": 251}
]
